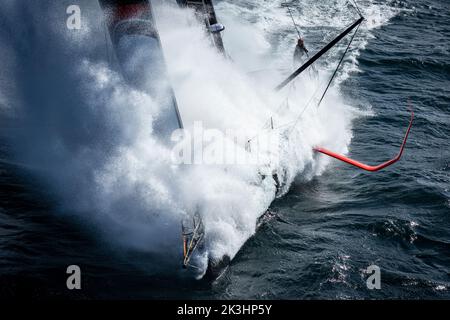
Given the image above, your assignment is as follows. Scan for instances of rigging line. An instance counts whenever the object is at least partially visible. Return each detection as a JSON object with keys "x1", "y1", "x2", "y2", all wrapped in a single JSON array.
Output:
[
  {"x1": 248, "y1": 11, "x2": 364, "y2": 143},
  {"x1": 249, "y1": 74, "x2": 324, "y2": 144},
  {"x1": 267, "y1": 83, "x2": 320, "y2": 137},
  {"x1": 247, "y1": 77, "x2": 301, "y2": 144},
  {"x1": 248, "y1": 5, "x2": 365, "y2": 146},
  {"x1": 284, "y1": 0, "x2": 301, "y2": 38},
  {"x1": 252, "y1": 80, "x2": 323, "y2": 144},
  {"x1": 247, "y1": 95, "x2": 290, "y2": 144},
  {"x1": 317, "y1": 21, "x2": 361, "y2": 107},
  {"x1": 284, "y1": 0, "x2": 314, "y2": 63},
  {"x1": 248, "y1": 79, "x2": 299, "y2": 143},
  {"x1": 283, "y1": 19, "x2": 364, "y2": 136},
  {"x1": 350, "y1": 0, "x2": 363, "y2": 18},
  {"x1": 247, "y1": 117, "x2": 300, "y2": 146},
  {"x1": 285, "y1": 82, "x2": 324, "y2": 138},
  {"x1": 275, "y1": 16, "x2": 364, "y2": 91},
  {"x1": 246, "y1": 90, "x2": 316, "y2": 145}
]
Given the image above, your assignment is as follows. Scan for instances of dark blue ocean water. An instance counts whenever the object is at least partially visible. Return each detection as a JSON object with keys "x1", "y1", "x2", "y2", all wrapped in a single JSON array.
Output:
[{"x1": 0, "y1": 0, "x2": 449, "y2": 299}]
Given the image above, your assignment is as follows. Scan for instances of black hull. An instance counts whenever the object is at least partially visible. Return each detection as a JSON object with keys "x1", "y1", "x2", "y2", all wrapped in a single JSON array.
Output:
[{"x1": 203, "y1": 255, "x2": 231, "y2": 281}]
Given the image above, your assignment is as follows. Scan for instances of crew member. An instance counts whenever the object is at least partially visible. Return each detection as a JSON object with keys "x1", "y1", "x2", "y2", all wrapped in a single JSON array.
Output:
[{"x1": 293, "y1": 38, "x2": 308, "y2": 64}]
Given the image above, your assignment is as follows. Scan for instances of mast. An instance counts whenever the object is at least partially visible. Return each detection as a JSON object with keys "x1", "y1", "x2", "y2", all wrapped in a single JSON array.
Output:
[
  {"x1": 99, "y1": 0, "x2": 183, "y2": 142},
  {"x1": 176, "y1": 0, "x2": 226, "y2": 54}
]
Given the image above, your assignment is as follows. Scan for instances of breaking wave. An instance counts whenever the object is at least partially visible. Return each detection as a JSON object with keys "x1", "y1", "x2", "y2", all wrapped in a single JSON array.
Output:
[{"x1": 0, "y1": 0, "x2": 397, "y2": 276}]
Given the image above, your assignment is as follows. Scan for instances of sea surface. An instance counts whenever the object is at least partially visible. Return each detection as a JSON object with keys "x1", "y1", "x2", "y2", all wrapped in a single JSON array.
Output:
[{"x1": 0, "y1": 0, "x2": 449, "y2": 299}]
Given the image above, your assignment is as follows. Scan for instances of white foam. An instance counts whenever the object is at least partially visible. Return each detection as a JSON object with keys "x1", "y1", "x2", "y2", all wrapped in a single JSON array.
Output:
[{"x1": 0, "y1": 0, "x2": 399, "y2": 276}]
